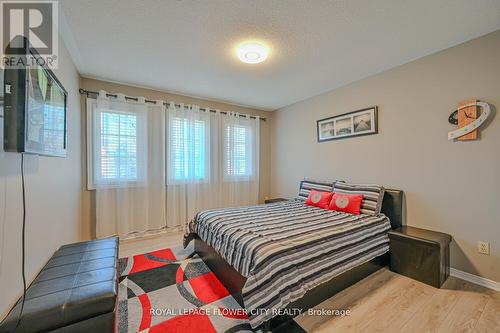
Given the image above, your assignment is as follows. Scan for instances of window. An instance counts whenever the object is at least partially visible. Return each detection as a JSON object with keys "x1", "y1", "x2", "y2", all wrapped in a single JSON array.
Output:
[
  {"x1": 224, "y1": 124, "x2": 253, "y2": 179},
  {"x1": 87, "y1": 99, "x2": 145, "y2": 188},
  {"x1": 98, "y1": 111, "x2": 138, "y2": 181},
  {"x1": 167, "y1": 115, "x2": 209, "y2": 183}
]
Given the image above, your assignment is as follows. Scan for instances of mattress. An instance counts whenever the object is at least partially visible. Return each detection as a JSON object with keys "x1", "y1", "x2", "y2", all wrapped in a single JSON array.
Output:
[{"x1": 184, "y1": 199, "x2": 391, "y2": 328}]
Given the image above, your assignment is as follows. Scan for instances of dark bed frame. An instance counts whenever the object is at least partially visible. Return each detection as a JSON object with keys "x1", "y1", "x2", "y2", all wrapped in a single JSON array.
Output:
[{"x1": 193, "y1": 189, "x2": 404, "y2": 332}]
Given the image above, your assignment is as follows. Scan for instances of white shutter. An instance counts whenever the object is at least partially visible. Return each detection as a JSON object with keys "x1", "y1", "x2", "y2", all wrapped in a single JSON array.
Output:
[
  {"x1": 98, "y1": 110, "x2": 138, "y2": 181},
  {"x1": 224, "y1": 123, "x2": 253, "y2": 180},
  {"x1": 87, "y1": 96, "x2": 146, "y2": 189},
  {"x1": 167, "y1": 112, "x2": 209, "y2": 184}
]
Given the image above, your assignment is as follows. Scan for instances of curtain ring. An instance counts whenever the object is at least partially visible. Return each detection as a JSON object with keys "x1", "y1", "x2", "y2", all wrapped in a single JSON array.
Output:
[{"x1": 116, "y1": 93, "x2": 126, "y2": 102}]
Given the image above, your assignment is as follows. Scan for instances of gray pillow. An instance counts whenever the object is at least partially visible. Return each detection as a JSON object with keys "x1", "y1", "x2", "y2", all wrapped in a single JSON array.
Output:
[
  {"x1": 297, "y1": 178, "x2": 335, "y2": 201},
  {"x1": 333, "y1": 181, "x2": 385, "y2": 215}
]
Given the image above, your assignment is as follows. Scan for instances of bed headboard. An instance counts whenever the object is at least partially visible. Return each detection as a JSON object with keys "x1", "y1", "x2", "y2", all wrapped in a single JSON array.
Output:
[{"x1": 381, "y1": 189, "x2": 405, "y2": 229}]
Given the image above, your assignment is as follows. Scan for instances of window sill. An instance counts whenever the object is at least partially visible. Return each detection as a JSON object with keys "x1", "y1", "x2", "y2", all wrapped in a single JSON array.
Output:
[{"x1": 87, "y1": 181, "x2": 144, "y2": 190}]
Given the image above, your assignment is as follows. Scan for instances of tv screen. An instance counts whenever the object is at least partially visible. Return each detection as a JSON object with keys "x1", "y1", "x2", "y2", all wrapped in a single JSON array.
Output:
[
  {"x1": 3, "y1": 36, "x2": 67, "y2": 157},
  {"x1": 24, "y1": 63, "x2": 67, "y2": 156}
]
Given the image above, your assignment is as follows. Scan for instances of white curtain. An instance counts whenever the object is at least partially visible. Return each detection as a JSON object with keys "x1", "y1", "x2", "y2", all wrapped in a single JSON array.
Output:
[
  {"x1": 220, "y1": 112, "x2": 260, "y2": 205},
  {"x1": 94, "y1": 92, "x2": 167, "y2": 237},
  {"x1": 165, "y1": 104, "x2": 260, "y2": 227},
  {"x1": 90, "y1": 92, "x2": 260, "y2": 237}
]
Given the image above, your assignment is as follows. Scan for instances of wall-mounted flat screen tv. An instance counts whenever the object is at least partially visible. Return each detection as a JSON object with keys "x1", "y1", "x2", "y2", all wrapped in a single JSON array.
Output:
[{"x1": 3, "y1": 36, "x2": 67, "y2": 157}]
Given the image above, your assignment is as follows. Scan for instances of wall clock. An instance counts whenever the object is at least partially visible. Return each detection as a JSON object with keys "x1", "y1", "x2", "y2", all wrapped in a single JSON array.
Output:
[{"x1": 448, "y1": 100, "x2": 491, "y2": 141}]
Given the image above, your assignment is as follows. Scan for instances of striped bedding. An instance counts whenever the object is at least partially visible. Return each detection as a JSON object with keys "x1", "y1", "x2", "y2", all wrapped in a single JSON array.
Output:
[{"x1": 184, "y1": 199, "x2": 391, "y2": 328}]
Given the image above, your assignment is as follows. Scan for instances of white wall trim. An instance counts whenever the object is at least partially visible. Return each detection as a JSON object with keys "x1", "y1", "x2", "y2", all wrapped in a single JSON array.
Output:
[{"x1": 450, "y1": 268, "x2": 500, "y2": 291}]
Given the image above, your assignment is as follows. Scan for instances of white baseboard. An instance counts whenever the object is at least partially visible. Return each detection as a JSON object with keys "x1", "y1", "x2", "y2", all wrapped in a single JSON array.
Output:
[{"x1": 450, "y1": 268, "x2": 500, "y2": 291}]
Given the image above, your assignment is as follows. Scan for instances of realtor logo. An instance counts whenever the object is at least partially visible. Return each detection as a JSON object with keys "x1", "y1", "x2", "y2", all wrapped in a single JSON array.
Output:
[{"x1": 1, "y1": 0, "x2": 58, "y2": 68}]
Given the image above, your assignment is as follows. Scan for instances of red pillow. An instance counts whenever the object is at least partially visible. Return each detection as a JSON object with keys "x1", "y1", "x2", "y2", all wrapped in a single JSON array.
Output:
[
  {"x1": 328, "y1": 193, "x2": 363, "y2": 215},
  {"x1": 305, "y1": 190, "x2": 333, "y2": 209}
]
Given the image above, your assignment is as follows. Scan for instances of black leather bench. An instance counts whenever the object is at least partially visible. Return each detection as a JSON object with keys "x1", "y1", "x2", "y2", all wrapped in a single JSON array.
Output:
[{"x1": 0, "y1": 237, "x2": 119, "y2": 333}]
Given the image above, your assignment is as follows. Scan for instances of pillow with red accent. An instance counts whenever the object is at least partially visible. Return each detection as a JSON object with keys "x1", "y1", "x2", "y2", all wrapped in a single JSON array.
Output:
[
  {"x1": 328, "y1": 193, "x2": 363, "y2": 215},
  {"x1": 305, "y1": 190, "x2": 333, "y2": 209}
]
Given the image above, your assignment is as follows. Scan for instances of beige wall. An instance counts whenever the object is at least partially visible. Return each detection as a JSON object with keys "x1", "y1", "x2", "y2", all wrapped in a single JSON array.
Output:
[
  {"x1": 271, "y1": 30, "x2": 500, "y2": 282},
  {"x1": 0, "y1": 40, "x2": 82, "y2": 318},
  {"x1": 79, "y1": 78, "x2": 272, "y2": 239}
]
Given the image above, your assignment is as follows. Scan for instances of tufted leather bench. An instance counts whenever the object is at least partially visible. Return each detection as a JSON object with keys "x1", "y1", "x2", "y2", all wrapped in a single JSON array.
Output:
[{"x1": 0, "y1": 237, "x2": 119, "y2": 333}]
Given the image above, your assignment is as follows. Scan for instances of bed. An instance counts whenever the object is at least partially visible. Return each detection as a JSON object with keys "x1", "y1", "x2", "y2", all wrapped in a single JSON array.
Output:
[{"x1": 184, "y1": 189, "x2": 404, "y2": 331}]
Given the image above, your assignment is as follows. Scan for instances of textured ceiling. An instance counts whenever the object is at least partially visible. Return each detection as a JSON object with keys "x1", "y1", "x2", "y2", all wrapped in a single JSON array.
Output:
[{"x1": 60, "y1": 0, "x2": 500, "y2": 110}]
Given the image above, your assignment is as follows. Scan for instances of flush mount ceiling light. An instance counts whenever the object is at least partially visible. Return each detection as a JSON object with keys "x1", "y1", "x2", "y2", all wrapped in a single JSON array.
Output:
[{"x1": 236, "y1": 42, "x2": 269, "y2": 64}]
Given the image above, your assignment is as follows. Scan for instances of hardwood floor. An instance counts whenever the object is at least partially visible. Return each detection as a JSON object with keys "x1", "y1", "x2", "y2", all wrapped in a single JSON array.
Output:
[
  {"x1": 119, "y1": 230, "x2": 186, "y2": 258},
  {"x1": 296, "y1": 270, "x2": 499, "y2": 333},
  {"x1": 120, "y1": 234, "x2": 500, "y2": 333}
]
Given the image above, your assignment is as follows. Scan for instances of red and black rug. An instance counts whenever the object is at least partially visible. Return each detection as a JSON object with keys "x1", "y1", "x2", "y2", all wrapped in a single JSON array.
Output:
[{"x1": 117, "y1": 245, "x2": 254, "y2": 333}]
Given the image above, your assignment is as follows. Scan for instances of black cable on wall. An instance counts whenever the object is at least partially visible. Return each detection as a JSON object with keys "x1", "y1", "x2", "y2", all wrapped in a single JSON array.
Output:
[
  {"x1": 14, "y1": 153, "x2": 26, "y2": 331},
  {"x1": 11, "y1": 154, "x2": 27, "y2": 332},
  {"x1": 0, "y1": 153, "x2": 28, "y2": 332}
]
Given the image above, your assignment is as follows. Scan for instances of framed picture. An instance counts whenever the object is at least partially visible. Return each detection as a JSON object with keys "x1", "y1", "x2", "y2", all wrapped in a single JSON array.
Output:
[{"x1": 317, "y1": 106, "x2": 378, "y2": 142}]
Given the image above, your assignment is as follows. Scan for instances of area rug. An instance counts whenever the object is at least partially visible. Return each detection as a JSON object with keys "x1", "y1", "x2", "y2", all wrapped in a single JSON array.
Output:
[{"x1": 117, "y1": 245, "x2": 255, "y2": 333}]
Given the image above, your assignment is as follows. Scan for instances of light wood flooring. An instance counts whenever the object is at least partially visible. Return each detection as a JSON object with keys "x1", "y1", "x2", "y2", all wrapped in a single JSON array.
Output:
[{"x1": 120, "y1": 233, "x2": 500, "y2": 333}]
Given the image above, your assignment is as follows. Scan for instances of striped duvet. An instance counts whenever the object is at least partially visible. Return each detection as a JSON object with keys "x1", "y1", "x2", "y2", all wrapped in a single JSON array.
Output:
[{"x1": 184, "y1": 199, "x2": 391, "y2": 328}]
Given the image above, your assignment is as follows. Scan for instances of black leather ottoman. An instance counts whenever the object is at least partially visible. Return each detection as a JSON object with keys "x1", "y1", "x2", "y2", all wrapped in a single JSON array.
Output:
[
  {"x1": 388, "y1": 226, "x2": 451, "y2": 288},
  {"x1": 0, "y1": 237, "x2": 119, "y2": 333}
]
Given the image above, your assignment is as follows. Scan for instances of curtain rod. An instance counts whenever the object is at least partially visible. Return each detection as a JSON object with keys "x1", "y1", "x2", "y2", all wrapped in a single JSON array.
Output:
[{"x1": 78, "y1": 88, "x2": 266, "y2": 121}]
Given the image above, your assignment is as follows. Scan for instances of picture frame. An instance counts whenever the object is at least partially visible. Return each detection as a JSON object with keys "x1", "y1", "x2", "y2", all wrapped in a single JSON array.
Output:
[{"x1": 317, "y1": 106, "x2": 378, "y2": 142}]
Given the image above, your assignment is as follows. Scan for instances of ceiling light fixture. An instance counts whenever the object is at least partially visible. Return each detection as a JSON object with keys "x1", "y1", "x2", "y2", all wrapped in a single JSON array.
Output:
[{"x1": 236, "y1": 42, "x2": 269, "y2": 64}]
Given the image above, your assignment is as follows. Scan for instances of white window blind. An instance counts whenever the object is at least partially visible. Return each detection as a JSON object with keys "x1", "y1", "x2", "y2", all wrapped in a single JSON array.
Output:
[
  {"x1": 87, "y1": 98, "x2": 146, "y2": 189},
  {"x1": 167, "y1": 115, "x2": 209, "y2": 183},
  {"x1": 224, "y1": 124, "x2": 253, "y2": 179},
  {"x1": 99, "y1": 111, "x2": 138, "y2": 181}
]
